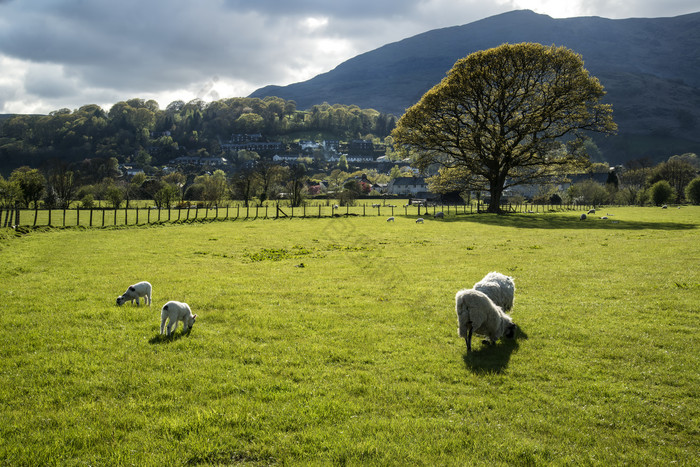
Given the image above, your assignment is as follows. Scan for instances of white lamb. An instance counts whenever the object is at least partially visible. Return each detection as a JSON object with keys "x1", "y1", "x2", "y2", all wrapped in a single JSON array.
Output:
[
  {"x1": 455, "y1": 289, "x2": 516, "y2": 352},
  {"x1": 416, "y1": 218, "x2": 424, "y2": 223},
  {"x1": 116, "y1": 281, "x2": 152, "y2": 306},
  {"x1": 160, "y1": 301, "x2": 197, "y2": 336},
  {"x1": 473, "y1": 271, "x2": 515, "y2": 312},
  {"x1": 387, "y1": 216, "x2": 395, "y2": 222}
]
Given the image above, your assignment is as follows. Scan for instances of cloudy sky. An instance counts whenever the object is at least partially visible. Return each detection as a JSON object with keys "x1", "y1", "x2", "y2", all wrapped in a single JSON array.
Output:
[{"x1": 0, "y1": 0, "x2": 697, "y2": 114}]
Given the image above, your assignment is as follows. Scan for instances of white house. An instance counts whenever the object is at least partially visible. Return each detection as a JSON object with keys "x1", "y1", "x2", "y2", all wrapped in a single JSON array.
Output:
[{"x1": 386, "y1": 177, "x2": 429, "y2": 196}]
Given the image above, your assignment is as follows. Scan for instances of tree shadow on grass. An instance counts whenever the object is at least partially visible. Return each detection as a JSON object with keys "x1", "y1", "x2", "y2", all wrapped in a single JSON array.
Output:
[
  {"x1": 462, "y1": 327, "x2": 529, "y2": 375},
  {"x1": 148, "y1": 330, "x2": 192, "y2": 344},
  {"x1": 442, "y1": 213, "x2": 697, "y2": 231}
]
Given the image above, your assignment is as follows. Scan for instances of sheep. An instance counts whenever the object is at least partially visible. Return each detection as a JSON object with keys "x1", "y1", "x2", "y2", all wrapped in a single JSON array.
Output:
[
  {"x1": 116, "y1": 281, "x2": 152, "y2": 306},
  {"x1": 387, "y1": 216, "x2": 395, "y2": 222},
  {"x1": 455, "y1": 289, "x2": 516, "y2": 352},
  {"x1": 580, "y1": 213, "x2": 587, "y2": 220},
  {"x1": 473, "y1": 271, "x2": 515, "y2": 312},
  {"x1": 160, "y1": 301, "x2": 197, "y2": 337},
  {"x1": 416, "y1": 217, "x2": 424, "y2": 223},
  {"x1": 434, "y1": 211, "x2": 445, "y2": 219},
  {"x1": 588, "y1": 209, "x2": 596, "y2": 214}
]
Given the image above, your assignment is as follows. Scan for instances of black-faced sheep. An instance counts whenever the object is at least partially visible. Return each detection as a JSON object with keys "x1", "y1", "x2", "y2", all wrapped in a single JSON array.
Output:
[
  {"x1": 116, "y1": 281, "x2": 152, "y2": 306},
  {"x1": 473, "y1": 271, "x2": 515, "y2": 312},
  {"x1": 160, "y1": 301, "x2": 197, "y2": 336},
  {"x1": 455, "y1": 289, "x2": 516, "y2": 352}
]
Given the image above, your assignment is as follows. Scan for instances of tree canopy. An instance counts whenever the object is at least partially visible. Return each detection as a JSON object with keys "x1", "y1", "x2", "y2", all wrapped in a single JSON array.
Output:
[{"x1": 392, "y1": 42, "x2": 616, "y2": 213}]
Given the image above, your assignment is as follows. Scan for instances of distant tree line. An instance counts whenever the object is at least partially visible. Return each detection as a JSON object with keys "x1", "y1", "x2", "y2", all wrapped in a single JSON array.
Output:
[{"x1": 0, "y1": 97, "x2": 397, "y2": 175}]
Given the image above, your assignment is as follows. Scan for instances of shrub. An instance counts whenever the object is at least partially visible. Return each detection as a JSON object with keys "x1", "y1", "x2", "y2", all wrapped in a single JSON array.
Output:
[
  {"x1": 650, "y1": 180, "x2": 674, "y2": 206},
  {"x1": 685, "y1": 177, "x2": 700, "y2": 205},
  {"x1": 80, "y1": 194, "x2": 95, "y2": 209}
]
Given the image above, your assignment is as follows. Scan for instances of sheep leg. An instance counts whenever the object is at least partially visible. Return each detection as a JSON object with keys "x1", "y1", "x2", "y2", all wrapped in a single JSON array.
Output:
[{"x1": 466, "y1": 327, "x2": 473, "y2": 352}]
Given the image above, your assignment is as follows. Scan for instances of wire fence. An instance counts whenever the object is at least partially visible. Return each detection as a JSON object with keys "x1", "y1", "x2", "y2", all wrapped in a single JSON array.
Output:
[{"x1": 0, "y1": 201, "x2": 595, "y2": 229}]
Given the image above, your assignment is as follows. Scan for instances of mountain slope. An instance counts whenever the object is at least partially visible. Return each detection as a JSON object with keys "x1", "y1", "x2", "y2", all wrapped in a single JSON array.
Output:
[{"x1": 250, "y1": 10, "x2": 700, "y2": 163}]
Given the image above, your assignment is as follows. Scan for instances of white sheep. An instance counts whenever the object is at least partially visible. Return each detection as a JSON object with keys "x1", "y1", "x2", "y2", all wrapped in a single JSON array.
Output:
[
  {"x1": 160, "y1": 301, "x2": 197, "y2": 336},
  {"x1": 434, "y1": 211, "x2": 445, "y2": 219},
  {"x1": 416, "y1": 218, "x2": 424, "y2": 223},
  {"x1": 473, "y1": 271, "x2": 515, "y2": 312},
  {"x1": 116, "y1": 281, "x2": 152, "y2": 306},
  {"x1": 588, "y1": 209, "x2": 596, "y2": 214},
  {"x1": 387, "y1": 216, "x2": 395, "y2": 222},
  {"x1": 455, "y1": 289, "x2": 516, "y2": 352}
]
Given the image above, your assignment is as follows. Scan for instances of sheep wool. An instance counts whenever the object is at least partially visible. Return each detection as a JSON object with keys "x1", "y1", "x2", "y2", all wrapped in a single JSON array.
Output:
[
  {"x1": 455, "y1": 288, "x2": 516, "y2": 352},
  {"x1": 116, "y1": 281, "x2": 152, "y2": 306},
  {"x1": 160, "y1": 301, "x2": 197, "y2": 336},
  {"x1": 473, "y1": 271, "x2": 515, "y2": 312}
]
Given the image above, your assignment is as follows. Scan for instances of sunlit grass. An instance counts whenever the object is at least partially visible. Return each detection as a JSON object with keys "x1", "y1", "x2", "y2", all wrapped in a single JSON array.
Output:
[{"x1": 0, "y1": 207, "x2": 698, "y2": 464}]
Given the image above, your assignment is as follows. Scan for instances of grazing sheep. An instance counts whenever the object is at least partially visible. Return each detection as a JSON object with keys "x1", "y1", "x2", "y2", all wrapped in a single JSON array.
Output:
[
  {"x1": 455, "y1": 289, "x2": 516, "y2": 352},
  {"x1": 580, "y1": 213, "x2": 587, "y2": 220},
  {"x1": 662, "y1": 204, "x2": 668, "y2": 209},
  {"x1": 473, "y1": 271, "x2": 515, "y2": 312},
  {"x1": 416, "y1": 218, "x2": 424, "y2": 223},
  {"x1": 434, "y1": 211, "x2": 445, "y2": 219},
  {"x1": 160, "y1": 301, "x2": 197, "y2": 337},
  {"x1": 116, "y1": 281, "x2": 152, "y2": 306},
  {"x1": 387, "y1": 216, "x2": 395, "y2": 222},
  {"x1": 588, "y1": 209, "x2": 596, "y2": 214}
]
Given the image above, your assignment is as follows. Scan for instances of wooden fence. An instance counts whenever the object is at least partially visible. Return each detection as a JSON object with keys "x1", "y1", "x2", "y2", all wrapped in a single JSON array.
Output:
[{"x1": 0, "y1": 202, "x2": 592, "y2": 229}]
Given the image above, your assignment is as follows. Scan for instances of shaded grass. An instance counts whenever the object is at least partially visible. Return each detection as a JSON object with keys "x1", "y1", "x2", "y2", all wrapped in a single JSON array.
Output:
[{"x1": 0, "y1": 207, "x2": 698, "y2": 464}]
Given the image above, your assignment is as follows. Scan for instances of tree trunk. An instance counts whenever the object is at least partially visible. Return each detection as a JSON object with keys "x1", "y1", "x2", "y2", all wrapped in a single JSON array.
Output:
[{"x1": 488, "y1": 186, "x2": 503, "y2": 213}]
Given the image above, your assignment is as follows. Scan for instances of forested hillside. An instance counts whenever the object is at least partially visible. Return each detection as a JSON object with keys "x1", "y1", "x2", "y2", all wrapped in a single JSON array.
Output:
[{"x1": 0, "y1": 97, "x2": 396, "y2": 175}]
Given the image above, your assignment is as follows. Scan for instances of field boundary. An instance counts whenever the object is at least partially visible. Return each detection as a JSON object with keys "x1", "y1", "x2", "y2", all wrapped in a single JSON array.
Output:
[{"x1": 0, "y1": 202, "x2": 593, "y2": 228}]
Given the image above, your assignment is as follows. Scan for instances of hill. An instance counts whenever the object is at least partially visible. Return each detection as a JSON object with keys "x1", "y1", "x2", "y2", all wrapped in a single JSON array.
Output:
[{"x1": 250, "y1": 10, "x2": 700, "y2": 165}]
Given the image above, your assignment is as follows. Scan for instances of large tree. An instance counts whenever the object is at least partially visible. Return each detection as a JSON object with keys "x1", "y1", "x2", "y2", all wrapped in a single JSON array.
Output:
[{"x1": 392, "y1": 43, "x2": 616, "y2": 213}]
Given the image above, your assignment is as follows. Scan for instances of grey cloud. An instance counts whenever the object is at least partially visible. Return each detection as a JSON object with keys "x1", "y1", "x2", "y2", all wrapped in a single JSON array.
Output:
[{"x1": 0, "y1": 0, "x2": 697, "y2": 114}]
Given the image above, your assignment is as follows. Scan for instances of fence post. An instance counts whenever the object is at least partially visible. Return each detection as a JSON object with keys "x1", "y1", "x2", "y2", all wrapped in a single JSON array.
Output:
[
  {"x1": 33, "y1": 208, "x2": 38, "y2": 226},
  {"x1": 158, "y1": 208, "x2": 161, "y2": 222},
  {"x1": 102, "y1": 209, "x2": 105, "y2": 227},
  {"x1": 195, "y1": 206, "x2": 199, "y2": 221},
  {"x1": 125, "y1": 208, "x2": 128, "y2": 225},
  {"x1": 89, "y1": 209, "x2": 93, "y2": 227},
  {"x1": 48, "y1": 209, "x2": 52, "y2": 227},
  {"x1": 77, "y1": 207, "x2": 80, "y2": 226}
]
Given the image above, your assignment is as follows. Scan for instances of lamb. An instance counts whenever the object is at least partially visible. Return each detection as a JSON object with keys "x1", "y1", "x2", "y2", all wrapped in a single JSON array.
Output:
[
  {"x1": 116, "y1": 281, "x2": 152, "y2": 306},
  {"x1": 455, "y1": 289, "x2": 516, "y2": 352},
  {"x1": 588, "y1": 209, "x2": 596, "y2": 214},
  {"x1": 160, "y1": 301, "x2": 197, "y2": 336},
  {"x1": 473, "y1": 271, "x2": 515, "y2": 312},
  {"x1": 434, "y1": 211, "x2": 445, "y2": 219},
  {"x1": 387, "y1": 216, "x2": 395, "y2": 222},
  {"x1": 416, "y1": 217, "x2": 424, "y2": 223}
]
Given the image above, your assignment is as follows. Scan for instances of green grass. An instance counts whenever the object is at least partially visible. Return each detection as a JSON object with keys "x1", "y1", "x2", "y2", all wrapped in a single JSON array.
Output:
[{"x1": 0, "y1": 207, "x2": 698, "y2": 465}]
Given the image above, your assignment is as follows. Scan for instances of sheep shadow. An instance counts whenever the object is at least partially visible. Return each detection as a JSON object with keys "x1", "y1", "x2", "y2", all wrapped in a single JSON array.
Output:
[
  {"x1": 148, "y1": 330, "x2": 193, "y2": 344},
  {"x1": 462, "y1": 327, "x2": 528, "y2": 374}
]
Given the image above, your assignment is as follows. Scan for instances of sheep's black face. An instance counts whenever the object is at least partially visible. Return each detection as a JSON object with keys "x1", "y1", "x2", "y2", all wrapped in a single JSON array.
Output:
[
  {"x1": 116, "y1": 297, "x2": 123, "y2": 306},
  {"x1": 504, "y1": 324, "x2": 516, "y2": 339}
]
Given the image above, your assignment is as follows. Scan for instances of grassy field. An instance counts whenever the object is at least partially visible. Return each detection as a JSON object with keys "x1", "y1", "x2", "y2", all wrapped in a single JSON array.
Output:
[{"x1": 0, "y1": 207, "x2": 698, "y2": 465}]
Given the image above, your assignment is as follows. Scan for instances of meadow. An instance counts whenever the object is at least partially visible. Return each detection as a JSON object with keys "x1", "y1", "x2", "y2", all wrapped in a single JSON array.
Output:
[{"x1": 0, "y1": 207, "x2": 697, "y2": 465}]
